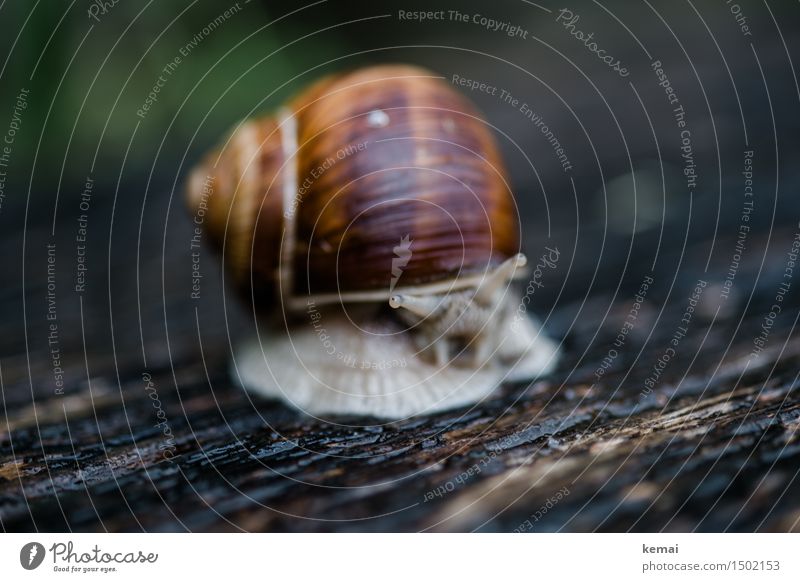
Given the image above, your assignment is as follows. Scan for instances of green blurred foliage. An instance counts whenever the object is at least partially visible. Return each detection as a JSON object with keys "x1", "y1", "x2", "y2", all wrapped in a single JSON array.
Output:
[{"x1": 0, "y1": 1, "x2": 351, "y2": 200}]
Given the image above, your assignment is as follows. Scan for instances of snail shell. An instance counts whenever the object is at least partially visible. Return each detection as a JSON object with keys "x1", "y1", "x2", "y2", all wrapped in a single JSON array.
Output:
[
  {"x1": 187, "y1": 64, "x2": 519, "y2": 310},
  {"x1": 187, "y1": 64, "x2": 559, "y2": 419}
]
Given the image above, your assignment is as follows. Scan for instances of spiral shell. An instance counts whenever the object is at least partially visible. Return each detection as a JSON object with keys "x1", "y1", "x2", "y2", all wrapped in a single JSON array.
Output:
[{"x1": 186, "y1": 64, "x2": 520, "y2": 310}]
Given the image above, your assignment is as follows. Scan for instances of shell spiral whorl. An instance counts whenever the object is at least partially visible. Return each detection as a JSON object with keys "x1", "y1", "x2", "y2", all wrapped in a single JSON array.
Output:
[{"x1": 186, "y1": 64, "x2": 521, "y2": 311}]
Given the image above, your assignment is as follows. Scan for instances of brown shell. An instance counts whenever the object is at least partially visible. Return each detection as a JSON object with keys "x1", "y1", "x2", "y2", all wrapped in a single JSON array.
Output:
[{"x1": 186, "y1": 64, "x2": 520, "y2": 309}]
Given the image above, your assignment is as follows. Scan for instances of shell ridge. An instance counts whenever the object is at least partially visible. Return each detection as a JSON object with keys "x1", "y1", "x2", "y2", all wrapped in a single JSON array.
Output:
[{"x1": 277, "y1": 107, "x2": 299, "y2": 308}]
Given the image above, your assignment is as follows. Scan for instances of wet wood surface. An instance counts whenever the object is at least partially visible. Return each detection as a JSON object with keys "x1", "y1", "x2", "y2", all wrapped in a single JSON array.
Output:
[
  {"x1": 3, "y1": 0, "x2": 800, "y2": 533},
  {"x1": 2, "y1": 212, "x2": 799, "y2": 532}
]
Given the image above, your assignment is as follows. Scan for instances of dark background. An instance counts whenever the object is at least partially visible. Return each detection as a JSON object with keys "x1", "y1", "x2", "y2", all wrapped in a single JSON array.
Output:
[
  {"x1": 1, "y1": 0, "x2": 799, "y2": 532},
  {"x1": 1, "y1": 0, "x2": 798, "y2": 358}
]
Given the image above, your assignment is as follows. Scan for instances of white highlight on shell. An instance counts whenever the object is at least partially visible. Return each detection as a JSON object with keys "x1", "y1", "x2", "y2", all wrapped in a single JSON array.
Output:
[{"x1": 366, "y1": 109, "x2": 390, "y2": 128}]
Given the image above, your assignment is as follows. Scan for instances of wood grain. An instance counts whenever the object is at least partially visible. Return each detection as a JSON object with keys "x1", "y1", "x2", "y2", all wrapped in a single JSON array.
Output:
[{"x1": 1, "y1": 225, "x2": 798, "y2": 532}]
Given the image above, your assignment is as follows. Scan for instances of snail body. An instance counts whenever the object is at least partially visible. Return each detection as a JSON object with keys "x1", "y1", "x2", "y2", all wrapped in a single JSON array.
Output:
[{"x1": 187, "y1": 65, "x2": 558, "y2": 419}]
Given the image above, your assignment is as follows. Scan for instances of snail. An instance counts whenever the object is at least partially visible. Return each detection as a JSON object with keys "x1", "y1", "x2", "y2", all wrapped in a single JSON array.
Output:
[{"x1": 186, "y1": 64, "x2": 559, "y2": 419}]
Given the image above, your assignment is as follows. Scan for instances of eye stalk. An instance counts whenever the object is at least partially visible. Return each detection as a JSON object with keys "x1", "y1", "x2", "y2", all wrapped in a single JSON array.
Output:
[{"x1": 389, "y1": 254, "x2": 534, "y2": 368}]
